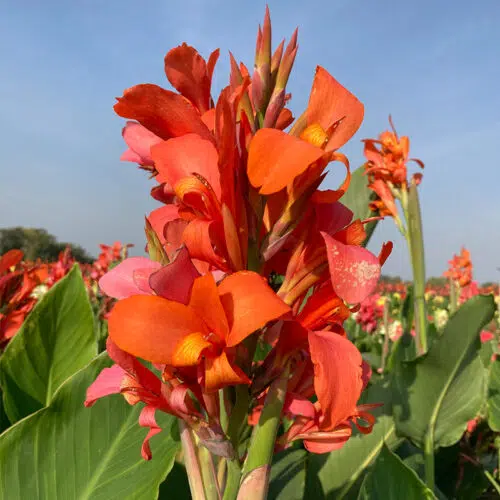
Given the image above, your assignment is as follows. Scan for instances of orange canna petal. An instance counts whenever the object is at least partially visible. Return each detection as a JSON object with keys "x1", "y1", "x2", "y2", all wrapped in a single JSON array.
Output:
[
  {"x1": 171, "y1": 332, "x2": 214, "y2": 366},
  {"x1": 114, "y1": 84, "x2": 212, "y2": 142},
  {"x1": 308, "y1": 330, "x2": 363, "y2": 431},
  {"x1": 108, "y1": 295, "x2": 207, "y2": 365},
  {"x1": 219, "y1": 271, "x2": 290, "y2": 347},
  {"x1": 204, "y1": 351, "x2": 250, "y2": 392},
  {"x1": 305, "y1": 67, "x2": 364, "y2": 151},
  {"x1": 188, "y1": 274, "x2": 229, "y2": 343},
  {"x1": 247, "y1": 129, "x2": 325, "y2": 195}
]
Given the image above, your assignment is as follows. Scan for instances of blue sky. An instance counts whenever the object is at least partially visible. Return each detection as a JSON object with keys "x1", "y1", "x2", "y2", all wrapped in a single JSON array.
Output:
[{"x1": 1, "y1": 1, "x2": 499, "y2": 282}]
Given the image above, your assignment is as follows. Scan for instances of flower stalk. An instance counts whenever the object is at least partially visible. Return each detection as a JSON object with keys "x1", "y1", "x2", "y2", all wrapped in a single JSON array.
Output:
[{"x1": 238, "y1": 365, "x2": 290, "y2": 499}]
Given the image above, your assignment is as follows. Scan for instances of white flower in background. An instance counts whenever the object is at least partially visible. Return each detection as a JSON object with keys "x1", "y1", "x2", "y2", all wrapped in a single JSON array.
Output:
[
  {"x1": 30, "y1": 284, "x2": 49, "y2": 300},
  {"x1": 389, "y1": 320, "x2": 403, "y2": 341},
  {"x1": 434, "y1": 308, "x2": 449, "y2": 330}
]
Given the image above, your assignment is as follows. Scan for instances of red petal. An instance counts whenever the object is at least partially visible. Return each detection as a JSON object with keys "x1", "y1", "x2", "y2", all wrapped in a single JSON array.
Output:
[
  {"x1": 165, "y1": 44, "x2": 211, "y2": 114},
  {"x1": 152, "y1": 133, "x2": 221, "y2": 200},
  {"x1": 138, "y1": 406, "x2": 162, "y2": 460},
  {"x1": 322, "y1": 233, "x2": 380, "y2": 304},
  {"x1": 0, "y1": 250, "x2": 24, "y2": 274},
  {"x1": 303, "y1": 425, "x2": 352, "y2": 453},
  {"x1": 308, "y1": 330, "x2": 363, "y2": 430},
  {"x1": 149, "y1": 247, "x2": 200, "y2": 304},
  {"x1": 114, "y1": 84, "x2": 212, "y2": 142}
]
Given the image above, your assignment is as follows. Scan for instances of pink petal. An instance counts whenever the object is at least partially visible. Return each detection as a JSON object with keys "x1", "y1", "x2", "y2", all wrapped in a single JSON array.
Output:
[
  {"x1": 99, "y1": 257, "x2": 161, "y2": 299},
  {"x1": 284, "y1": 393, "x2": 316, "y2": 419},
  {"x1": 84, "y1": 364, "x2": 126, "y2": 407},
  {"x1": 138, "y1": 406, "x2": 162, "y2": 460},
  {"x1": 122, "y1": 121, "x2": 163, "y2": 166},
  {"x1": 322, "y1": 232, "x2": 380, "y2": 304},
  {"x1": 149, "y1": 247, "x2": 200, "y2": 304}
]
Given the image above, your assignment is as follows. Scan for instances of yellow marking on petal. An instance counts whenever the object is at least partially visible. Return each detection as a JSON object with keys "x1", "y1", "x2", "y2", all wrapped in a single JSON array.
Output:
[
  {"x1": 172, "y1": 331, "x2": 212, "y2": 366},
  {"x1": 300, "y1": 123, "x2": 329, "y2": 149}
]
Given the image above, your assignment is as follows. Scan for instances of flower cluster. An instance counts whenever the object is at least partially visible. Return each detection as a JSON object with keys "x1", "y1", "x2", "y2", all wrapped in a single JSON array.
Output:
[
  {"x1": 0, "y1": 243, "x2": 131, "y2": 347},
  {"x1": 443, "y1": 247, "x2": 473, "y2": 288},
  {"x1": 86, "y1": 8, "x2": 392, "y2": 459},
  {"x1": 362, "y1": 117, "x2": 424, "y2": 221}
]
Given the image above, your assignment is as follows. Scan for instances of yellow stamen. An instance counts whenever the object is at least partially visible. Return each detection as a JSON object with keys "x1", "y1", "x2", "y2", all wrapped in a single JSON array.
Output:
[{"x1": 300, "y1": 123, "x2": 329, "y2": 149}]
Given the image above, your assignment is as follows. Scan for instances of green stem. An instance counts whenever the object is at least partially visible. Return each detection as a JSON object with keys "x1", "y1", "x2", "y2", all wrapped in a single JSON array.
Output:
[
  {"x1": 449, "y1": 277, "x2": 458, "y2": 314},
  {"x1": 238, "y1": 365, "x2": 289, "y2": 499},
  {"x1": 405, "y1": 184, "x2": 428, "y2": 355},
  {"x1": 198, "y1": 445, "x2": 222, "y2": 500},
  {"x1": 222, "y1": 459, "x2": 242, "y2": 500},
  {"x1": 179, "y1": 420, "x2": 206, "y2": 500},
  {"x1": 423, "y1": 429, "x2": 435, "y2": 492},
  {"x1": 380, "y1": 300, "x2": 391, "y2": 374}
]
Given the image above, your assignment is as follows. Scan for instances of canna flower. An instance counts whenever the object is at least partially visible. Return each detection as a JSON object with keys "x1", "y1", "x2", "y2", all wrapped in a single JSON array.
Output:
[
  {"x1": 443, "y1": 247, "x2": 473, "y2": 288},
  {"x1": 362, "y1": 116, "x2": 424, "y2": 220},
  {"x1": 106, "y1": 266, "x2": 290, "y2": 392}
]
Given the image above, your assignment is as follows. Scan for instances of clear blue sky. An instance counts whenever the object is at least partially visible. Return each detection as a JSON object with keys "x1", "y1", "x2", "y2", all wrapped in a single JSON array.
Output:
[{"x1": 1, "y1": 1, "x2": 499, "y2": 282}]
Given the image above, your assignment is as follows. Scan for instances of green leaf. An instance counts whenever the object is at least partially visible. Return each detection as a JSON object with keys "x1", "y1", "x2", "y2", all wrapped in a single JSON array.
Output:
[
  {"x1": 305, "y1": 380, "x2": 401, "y2": 499},
  {"x1": 0, "y1": 265, "x2": 96, "y2": 422},
  {"x1": 357, "y1": 445, "x2": 436, "y2": 499},
  {"x1": 487, "y1": 358, "x2": 500, "y2": 431},
  {"x1": 392, "y1": 295, "x2": 496, "y2": 448},
  {"x1": 0, "y1": 354, "x2": 180, "y2": 500},
  {"x1": 339, "y1": 167, "x2": 378, "y2": 246},
  {"x1": 268, "y1": 448, "x2": 307, "y2": 500},
  {"x1": 158, "y1": 462, "x2": 191, "y2": 500}
]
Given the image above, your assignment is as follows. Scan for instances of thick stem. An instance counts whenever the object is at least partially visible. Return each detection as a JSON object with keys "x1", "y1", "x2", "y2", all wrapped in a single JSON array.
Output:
[
  {"x1": 198, "y1": 445, "x2": 222, "y2": 500},
  {"x1": 423, "y1": 428, "x2": 435, "y2": 492},
  {"x1": 238, "y1": 366, "x2": 289, "y2": 499},
  {"x1": 405, "y1": 184, "x2": 428, "y2": 355},
  {"x1": 380, "y1": 299, "x2": 391, "y2": 373},
  {"x1": 179, "y1": 420, "x2": 206, "y2": 500},
  {"x1": 222, "y1": 459, "x2": 242, "y2": 500},
  {"x1": 449, "y1": 277, "x2": 458, "y2": 314}
]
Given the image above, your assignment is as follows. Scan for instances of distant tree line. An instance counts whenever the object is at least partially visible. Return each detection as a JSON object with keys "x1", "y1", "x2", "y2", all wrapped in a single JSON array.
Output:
[{"x1": 0, "y1": 227, "x2": 94, "y2": 264}]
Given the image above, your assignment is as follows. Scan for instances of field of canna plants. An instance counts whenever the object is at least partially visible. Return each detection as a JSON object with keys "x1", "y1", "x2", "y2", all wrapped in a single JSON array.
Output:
[{"x1": 1, "y1": 6, "x2": 499, "y2": 500}]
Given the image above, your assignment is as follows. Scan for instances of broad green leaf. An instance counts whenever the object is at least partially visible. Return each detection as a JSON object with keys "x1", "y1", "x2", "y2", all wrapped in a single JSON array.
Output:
[
  {"x1": 305, "y1": 380, "x2": 401, "y2": 499},
  {"x1": 158, "y1": 462, "x2": 191, "y2": 500},
  {"x1": 357, "y1": 445, "x2": 435, "y2": 499},
  {"x1": 0, "y1": 265, "x2": 96, "y2": 423},
  {"x1": 0, "y1": 354, "x2": 180, "y2": 500},
  {"x1": 487, "y1": 359, "x2": 500, "y2": 431},
  {"x1": 392, "y1": 295, "x2": 496, "y2": 449},
  {"x1": 339, "y1": 167, "x2": 378, "y2": 246},
  {"x1": 268, "y1": 448, "x2": 307, "y2": 500}
]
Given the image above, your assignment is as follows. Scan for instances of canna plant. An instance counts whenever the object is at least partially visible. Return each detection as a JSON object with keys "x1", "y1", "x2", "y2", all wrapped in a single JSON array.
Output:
[{"x1": 0, "y1": 6, "x2": 498, "y2": 500}]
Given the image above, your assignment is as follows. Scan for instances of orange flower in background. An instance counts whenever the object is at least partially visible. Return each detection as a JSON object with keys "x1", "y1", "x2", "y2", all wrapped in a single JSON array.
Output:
[
  {"x1": 444, "y1": 247, "x2": 473, "y2": 287},
  {"x1": 362, "y1": 116, "x2": 424, "y2": 219}
]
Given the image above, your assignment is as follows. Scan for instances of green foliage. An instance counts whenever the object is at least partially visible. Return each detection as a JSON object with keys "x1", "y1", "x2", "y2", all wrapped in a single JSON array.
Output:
[
  {"x1": 0, "y1": 226, "x2": 94, "y2": 263},
  {"x1": 357, "y1": 445, "x2": 436, "y2": 499},
  {"x1": 0, "y1": 265, "x2": 96, "y2": 423},
  {"x1": 268, "y1": 448, "x2": 307, "y2": 500},
  {"x1": 0, "y1": 354, "x2": 180, "y2": 500},
  {"x1": 487, "y1": 358, "x2": 500, "y2": 431},
  {"x1": 392, "y1": 295, "x2": 496, "y2": 449}
]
